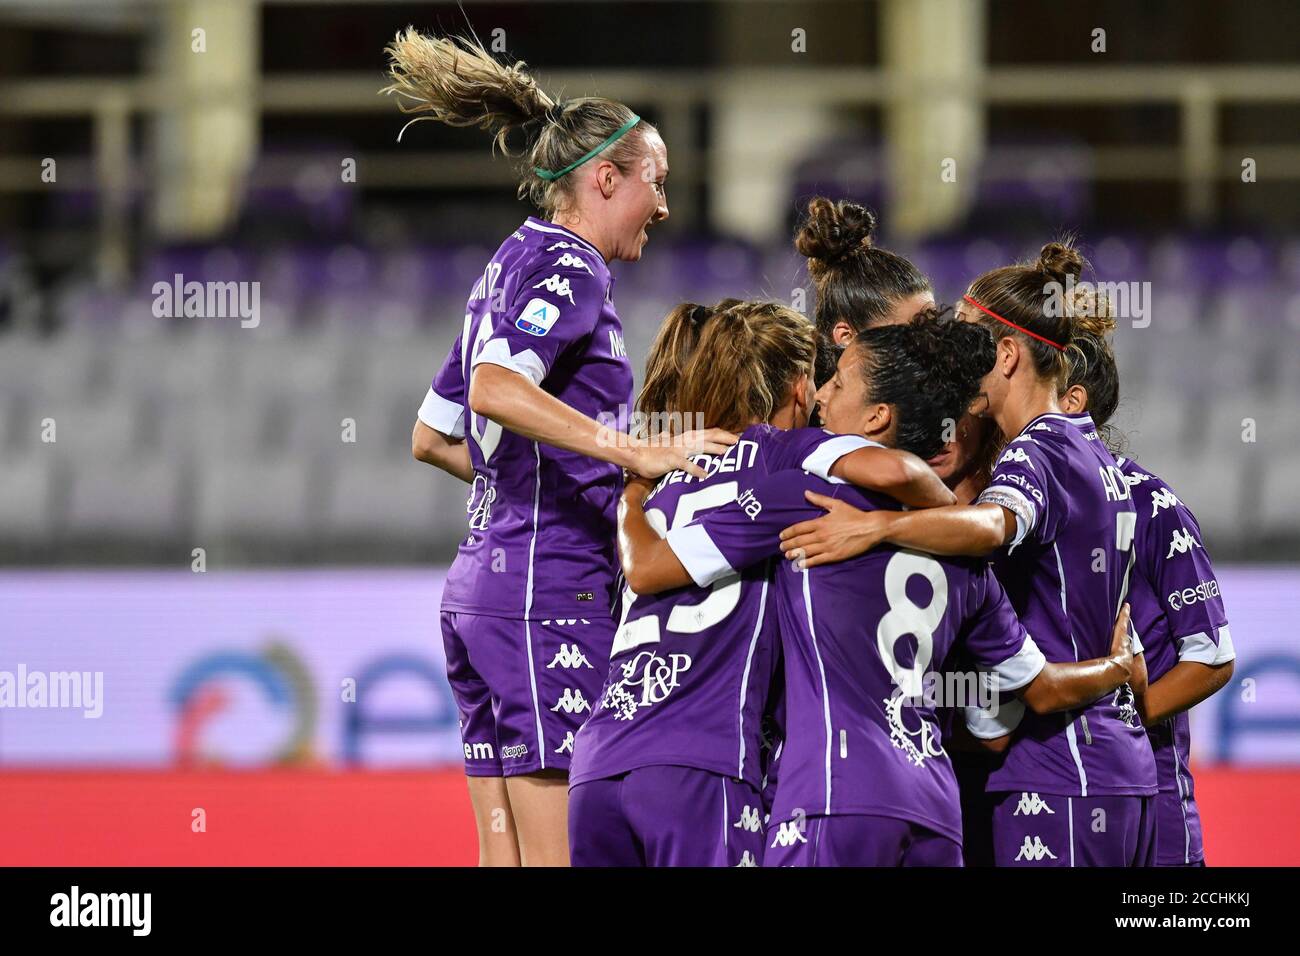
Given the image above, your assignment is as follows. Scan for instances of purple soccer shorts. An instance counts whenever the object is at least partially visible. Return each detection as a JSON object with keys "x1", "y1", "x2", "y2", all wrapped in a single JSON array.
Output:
[
  {"x1": 569, "y1": 765, "x2": 765, "y2": 867},
  {"x1": 989, "y1": 791, "x2": 1157, "y2": 866},
  {"x1": 441, "y1": 611, "x2": 613, "y2": 776},
  {"x1": 763, "y1": 814, "x2": 963, "y2": 867}
]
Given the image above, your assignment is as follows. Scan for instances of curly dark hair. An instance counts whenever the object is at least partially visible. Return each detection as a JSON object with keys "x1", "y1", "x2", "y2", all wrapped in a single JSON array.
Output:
[{"x1": 854, "y1": 307, "x2": 997, "y2": 460}]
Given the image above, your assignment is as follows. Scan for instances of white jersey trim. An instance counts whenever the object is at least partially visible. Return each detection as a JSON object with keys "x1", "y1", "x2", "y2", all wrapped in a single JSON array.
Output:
[
  {"x1": 473, "y1": 337, "x2": 548, "y2": 387},
  {"x1": 667, "y1": 523, "x2": 734, "y2": 588},
  {"x1": 800, "y1": 568, "x2": 834, "y2": 815},
  {"x1": 800, "y1": 435, "x2": 878, "y2": 481},
  {"x1": 1177, "y1": 624, "x2": 1235, "y2": 666},
  {"x1": 977, "y1": 484, "x2": 1037, "y2": 549},
  {"x1": 417, "y1": 386, "x2": 466, "y2": 439},
  {"x1": 965, "y1": 696, "x2": 1025, "y2": 739},
  {"x1": 991, "y1": 635, "x2": 1048, "y2": 692},
  {"x1": 736, "y1": 570, "x2": 770, "y2": 780},
  {"x1": 522, "y1": 441, "x2": 547, "y2": 767},
  {"x1": 522, "y1": 219, "x2": 604, "y2": 260}
]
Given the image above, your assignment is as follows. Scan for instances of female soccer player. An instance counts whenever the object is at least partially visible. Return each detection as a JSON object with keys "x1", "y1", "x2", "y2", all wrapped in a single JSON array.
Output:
[
  {"x1": 615, "y1": 313, "x2": 1138, "y2": 866},
  {"x1": 568, "y1": 300, "x2": 958, "y2": 866},
  {"x1": 387, "y1": 28, "x2": 735, "y2": 866},
  {"x1": 795, "y1": 197, "x2": 935, "y2": 387},
  {"x1": 1059, "y1": 331, "x2": 1235, "y2": 866},
  {"x1": 778, "y1": 243, "x2": 1159, "y2": 866}
]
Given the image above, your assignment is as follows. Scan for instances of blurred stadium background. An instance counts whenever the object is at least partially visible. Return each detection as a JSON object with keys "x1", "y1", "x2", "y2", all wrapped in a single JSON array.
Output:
[{"x1": 2, "y1": 0, "x2": 1299, "y2": 865}]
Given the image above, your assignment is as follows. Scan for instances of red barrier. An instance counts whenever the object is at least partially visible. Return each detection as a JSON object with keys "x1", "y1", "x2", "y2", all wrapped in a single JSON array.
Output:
[{"x1": 0, "y1": 765, "x2": 1295, "y2": 866}]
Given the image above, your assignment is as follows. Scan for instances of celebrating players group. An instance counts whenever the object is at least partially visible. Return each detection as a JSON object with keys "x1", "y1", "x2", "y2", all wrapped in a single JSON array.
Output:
[{"x1": 394, "y1": 27, "x2": 1235, "y2": 867}]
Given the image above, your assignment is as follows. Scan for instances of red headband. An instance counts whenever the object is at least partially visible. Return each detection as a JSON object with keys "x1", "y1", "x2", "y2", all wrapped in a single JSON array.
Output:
[{"x1": 962, "y1": 295, "x2": 1066, "y2": 351}]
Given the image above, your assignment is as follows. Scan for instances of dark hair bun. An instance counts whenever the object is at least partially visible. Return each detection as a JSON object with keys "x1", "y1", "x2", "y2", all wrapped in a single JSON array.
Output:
[
  {"x1": 1036, "y1": 240, "x2": 1086, "y2": 285},
  {"x1": 795, "y1": 197, "x2": 877, "y2": 272}
]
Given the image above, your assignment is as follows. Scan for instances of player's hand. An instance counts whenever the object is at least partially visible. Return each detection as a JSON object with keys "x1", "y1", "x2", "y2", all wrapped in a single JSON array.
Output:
[
  {"x1": 627, "y1": 428, "x2": 738, "y2": 480},
  {"x1": 1108, "y1": 602, "x2": 1134, "y2": 680},
  {"x1": 778, "y1": 491, "x2": 895, "y2": 568}
]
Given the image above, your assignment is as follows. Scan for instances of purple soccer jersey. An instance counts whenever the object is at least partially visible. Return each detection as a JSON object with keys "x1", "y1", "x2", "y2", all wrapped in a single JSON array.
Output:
[
  {"x1": 1117, "y1": 457, "x2": 1234, "y2": 864},
  {"x1": 418, "y1": 218, "x2": 634, "y2": 621},
  {"x1": 666, "y1": 468, "x2": 1048, "y2": 846},
  {"x1": 569, "y1": 425, "x2": 873, "y2": 791},
  {"x1": 974, "y1": 412, "x2": 1157, "y2": 799}
]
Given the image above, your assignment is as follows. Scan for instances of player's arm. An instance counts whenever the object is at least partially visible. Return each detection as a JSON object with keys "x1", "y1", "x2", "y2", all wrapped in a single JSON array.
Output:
[
  {"x1": 470, "y1": 364, "x2": 734, "y2": 480},
  {"x1": 412, "y1": 420, "x2": 473, "y2": 483},
  {"x1": 1138, "y1": 659, "x2": 1233, "y2": 725},
  {"x1": 618, "y1": 477, "x2": 693, "y2": 594},
  {"x1": 625, "y1": 469, "x2": 822, "y2": 595},
  {"x1": 781, "y1": 500, "x2": 1013, "y2": 568},
  {"x1": 828, "y1": 446, "x2": 956, "y2": 509},
  {"x1": 1131, "y1": 488, "x2": 1234, "y2": 725},
  {"x1": 1018, "y1": 605, "x2": 1135, "y2": 713}
]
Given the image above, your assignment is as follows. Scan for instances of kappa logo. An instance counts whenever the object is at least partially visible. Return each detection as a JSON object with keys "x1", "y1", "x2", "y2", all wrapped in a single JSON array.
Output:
[
  {"x1": 1014, "y1": 835, "x2": 1058, "y2": 862},
  {"x1": 733, "y1": 805, "x2": 763, "y2": 833},
  {"x1": 1166, "y1": 528, "x2": 1202, "y2": 559},
  {"x1": 532, "y1": 273, "x2": 576, "y2": 305},
  {"x1": 550, "y1": 688, "x2": 591, "y2": 715},
  {"x1": 547, "y1": 643, "x2": 594, "y2": 669},
  {"x1": 553, "y1": 252, "x2": 593, "y2": 274},
  {"x1": 1124, "y1": 470, "x2": 1154, "y2": 486},
  {"x1": 543, "y1": 618, "x2": 592, "y2": 626},
  {"x1": 501, "y1": 743, "x2": 529, "y2": 760},
  {"x1": 554, "y1": 731, "x2": 575, "y2": 755},
  {"x1": 546, "y1": 241, "x2": 581, "y2": 252},
  {"x1": 1013, "y1": 792, "x2": 1055, "y2": 816},
  {"x1": 769, "y1": 820, "x2": 808, "y2": 848},
  {"x1": 998, "y1": 447, "x2": 1034, "y2": 468},
  {"x1": 735, "y1": 850, "x2": 758, "y2": 867},
  {"x1": 1150, "y1": 487, "x2": 1180, "y2": 516}
]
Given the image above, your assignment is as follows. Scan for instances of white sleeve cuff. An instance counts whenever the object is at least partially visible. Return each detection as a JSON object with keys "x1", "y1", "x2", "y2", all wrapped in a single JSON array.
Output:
[
  {"x1": 1177, "y1": 624, "x2": 1236, "y2": 666},
  {"x1": 666, "y1": 523, "x2": 735, "y2": 588},
  {"x1": 989, "y1": 635, "x2": 1048, "y2": 692},
  {"x1": 977, "y1": 485, "x2": 1037, "y2": 548},
  {"x1": 965, "y1": 696, "x2": 1026, "y2": 740},
  {"x1": 471, "y1": 338, "x2": 548, "y2": 387},
  {"x1": 1129, "y1": 623, "x2": 1144, "y2": 656},
  {"x1": 800, "y1": 435, "x2": 880, "y2": 481},
  {"x1": 417, "y1": 387, "x2": 466, "y2": 439}
]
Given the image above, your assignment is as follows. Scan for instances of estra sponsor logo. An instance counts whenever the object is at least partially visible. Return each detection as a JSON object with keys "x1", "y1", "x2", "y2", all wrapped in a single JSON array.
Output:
[{"x1": 1168, "y1": 578, "x2": 1221, "y2": 611}]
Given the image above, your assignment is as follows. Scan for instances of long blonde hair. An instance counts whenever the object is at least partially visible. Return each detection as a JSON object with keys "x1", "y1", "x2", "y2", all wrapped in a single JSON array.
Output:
[
  {"x1": 382, "y1": 28, "x2": 655, "y2": 216},
  {"x1": 639, "y1": 300, "x2": 816, "y2": 437}
]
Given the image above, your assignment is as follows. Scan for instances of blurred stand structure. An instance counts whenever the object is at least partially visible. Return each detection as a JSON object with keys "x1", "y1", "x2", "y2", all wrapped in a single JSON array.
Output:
[{"x1": 1, "y1": 0, "x2": 1299, "y2": 564}]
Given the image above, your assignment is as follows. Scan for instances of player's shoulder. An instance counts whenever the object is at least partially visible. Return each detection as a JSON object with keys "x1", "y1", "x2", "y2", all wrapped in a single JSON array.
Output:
[
  {"x1": 511, "y1": 219, "x2": 608, "y2": 282},
  {"x1": 1115, "y1": 456, "x2": 1175, "y2": 506}
]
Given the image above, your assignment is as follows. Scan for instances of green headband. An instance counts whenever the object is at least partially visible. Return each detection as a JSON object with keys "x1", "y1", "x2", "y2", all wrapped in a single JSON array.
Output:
[{"x1": 533, "y1": 114, "x2": 642, "y2": 182}]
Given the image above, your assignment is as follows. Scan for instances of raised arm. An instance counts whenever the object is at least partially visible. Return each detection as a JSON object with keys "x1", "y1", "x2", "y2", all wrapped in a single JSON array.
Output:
[
  {"x1": 470, "y1": 364, "x2": 735, "y2": 479},
  {"x1": 828, "y1": 446, "x2": 956, "y2": 509},
  {"x1": 617, "y1": 479, "x2": 694, "y2": 595}
]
